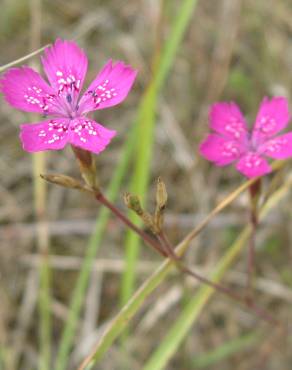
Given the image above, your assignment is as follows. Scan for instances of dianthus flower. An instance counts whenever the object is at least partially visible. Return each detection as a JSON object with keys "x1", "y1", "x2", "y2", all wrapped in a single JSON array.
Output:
[
  {"x1": 0, "y1": 39, "x2": 137, "y2": 154},
  {"x1": 199, "y1": 97, "x2": 292, "y2": 178}
]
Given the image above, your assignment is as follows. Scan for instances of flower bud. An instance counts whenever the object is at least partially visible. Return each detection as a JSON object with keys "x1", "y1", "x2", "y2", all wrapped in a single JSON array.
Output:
[
  {"x1": 40, "y1": 173, "x2": 91, "y2": 192},
  {"x1": 123, "y1": 192, "x2": 158, "y2": 233},
  {"x1": 71, "y1": 145, "x2": 98, "y2": 189},
  {"x1": 154, "y1": 177, "x2": 168, "y2": 232},
  {"x1": 123, "y1": 193, "x2": 144, "y2": 215},
  {"x1": 156, "y1": 177, "x2": 168, "y2": 211}
]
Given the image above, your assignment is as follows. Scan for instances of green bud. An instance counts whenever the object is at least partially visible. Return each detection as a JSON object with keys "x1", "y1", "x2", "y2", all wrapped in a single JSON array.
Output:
[
  {"x1": 123, "y1": 193, "x2": 144, "y2": 215},
  {"x1": 123, "y1": 192, "x2": 158, "y2": 233}
]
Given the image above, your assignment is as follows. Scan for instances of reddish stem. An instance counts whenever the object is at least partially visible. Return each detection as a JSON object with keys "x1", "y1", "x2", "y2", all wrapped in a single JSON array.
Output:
[
  {"x1": 70, "y1": 145, "x2": 277, "y2": 325},
  {"x1": 247, "y1": 179, "x2": 261, "y2": 301},
  {"x1": 157, "y1": 230, "x2": 278, "y2": 326},
  {"x1": 95, "y1": 191, "x2": 278, "y2": 325},
  {"x1": 95, "y1": 191, "x2": 167, "y2": 257}
]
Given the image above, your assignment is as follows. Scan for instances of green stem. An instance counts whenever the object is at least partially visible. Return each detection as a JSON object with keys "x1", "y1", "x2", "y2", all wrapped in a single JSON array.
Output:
[{"x1": 156, "y1": 232, "x2": 277, "y2": 325}]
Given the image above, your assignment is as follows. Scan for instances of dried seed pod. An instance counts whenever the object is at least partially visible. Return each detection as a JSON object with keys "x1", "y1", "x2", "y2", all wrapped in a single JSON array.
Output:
[{"x1": 123, "y1": 192, "x2": 158, "y2": 233}]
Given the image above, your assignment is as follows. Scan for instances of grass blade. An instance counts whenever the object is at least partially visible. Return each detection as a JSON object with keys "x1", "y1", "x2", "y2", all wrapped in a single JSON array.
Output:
[
  {"x1": 120, "y1": 0, "x2": 199, "y2": 308},
  {"x1": 120, "y1": 85, "x2": 158, "y2": 305},
  {"x1": 191, "y1": 332, "x2": 260, "y2": 368},
  {"x1": 0, "y1": 45, "x2": 49, "y2": 73}
]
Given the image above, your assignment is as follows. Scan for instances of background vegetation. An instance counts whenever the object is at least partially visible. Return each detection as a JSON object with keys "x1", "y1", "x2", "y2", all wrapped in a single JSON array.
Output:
[{"x1": 0, "y1": 0, "x2": 292, "y2": 369}]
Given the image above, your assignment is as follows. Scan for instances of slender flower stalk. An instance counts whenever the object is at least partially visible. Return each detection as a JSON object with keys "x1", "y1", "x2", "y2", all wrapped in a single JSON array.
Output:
[
  {"x1": 94, "y1": 191, "x2": 167, "y2": 257},
  {"x1": 95, "y1": 191, "x2": 278, "y2": 324},
  {"x1": 156, "y1": 232, "x2": 278, "y2": 326},
  {"x1": 246, "y1": 179, "x2": 261, "y2": 301},
  {"x1": 81, "y1": 164, "x2": 278, "y2": 326},
  {"x1": 67, "y1": 140, "x2": 280, "y2": 326}
]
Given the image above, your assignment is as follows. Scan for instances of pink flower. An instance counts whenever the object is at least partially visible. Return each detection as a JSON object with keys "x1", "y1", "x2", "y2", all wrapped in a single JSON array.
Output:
[
  {"x1": 199, "y1": 97, "x2": 292, "y2": 178},
  {"x1": 0, "y1": 39, "x2": 137, "y2": 154}
]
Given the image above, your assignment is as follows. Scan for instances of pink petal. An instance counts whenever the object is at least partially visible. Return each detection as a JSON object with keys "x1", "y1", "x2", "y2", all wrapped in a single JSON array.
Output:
[
  {"x1": 68, "y1": 117, "x2": 116, "y2": 155},
  {"x1": 78, "y1": 60, "x2": 137, "y2": 114},
  {"x1": 258, "y1": 133, "x2": 292, "y2": 159},
  {"x1": 41, "y1": 39, "x2": 88, "y2": 104},
  {"x1": 199, "y1": 134, "x2": 245, "y2": 166},
  {"x1": 209, "y1": 102, "x2": 248, "y2": 141},
  {"x1": 252, "y1": 97, "x2": 290, "y2": 143},
  {"x1": 20, "y1": 118, "x2": 70, "y2": 152},
  {"x1": 0, "y1": 67, "x2": 59, "y2": 114},
  {"x1": 236, "y1": 152, "x2": 271, "y2": 178}
]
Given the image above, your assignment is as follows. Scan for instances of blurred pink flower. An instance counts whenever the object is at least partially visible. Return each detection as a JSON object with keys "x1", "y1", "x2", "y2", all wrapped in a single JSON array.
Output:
[
  {"x1": 0, "y1": 39, "x2": 137, "y2": 154},
  {"x1": 199, "y1": 97, "x2": 292, "y2": 178}
]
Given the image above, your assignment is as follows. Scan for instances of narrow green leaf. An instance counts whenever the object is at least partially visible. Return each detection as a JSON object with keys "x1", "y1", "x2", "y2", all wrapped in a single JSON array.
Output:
[
  {"x1": 191, "y1": 332, "x2": 260, "y2": 368},
  {"x1": 120, "y1": 0, "x2": 199, "y2": 308},
  {"x1": 121, "y1": 85, "x2": 158, "y2": 304}
]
